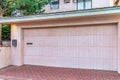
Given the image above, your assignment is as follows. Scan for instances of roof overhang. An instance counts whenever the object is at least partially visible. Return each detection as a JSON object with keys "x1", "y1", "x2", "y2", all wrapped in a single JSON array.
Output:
[{"x1": 1, "y1": 6, "x2": 120, "y2": 24}]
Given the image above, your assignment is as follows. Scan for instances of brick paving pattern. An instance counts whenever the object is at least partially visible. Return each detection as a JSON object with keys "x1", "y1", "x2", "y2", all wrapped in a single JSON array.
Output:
[{"x1": 0, "y1": 65, "x2": 120, "y2": 80}]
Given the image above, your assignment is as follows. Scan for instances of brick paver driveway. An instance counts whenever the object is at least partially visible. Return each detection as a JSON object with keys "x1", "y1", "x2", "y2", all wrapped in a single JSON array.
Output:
[{"x1": 0, "y1": 65, "x2": 120, "y2": 80}]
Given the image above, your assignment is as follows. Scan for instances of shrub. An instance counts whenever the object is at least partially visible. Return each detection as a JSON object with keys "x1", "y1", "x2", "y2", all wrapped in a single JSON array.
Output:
[{"x1": 2, "y1": 24, "x2": 11, "y2": 41}]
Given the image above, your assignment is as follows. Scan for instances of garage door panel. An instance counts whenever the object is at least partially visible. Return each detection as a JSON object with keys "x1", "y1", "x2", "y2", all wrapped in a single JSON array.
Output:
[
  {"x1": 24, "y1": 25, "x2": 116, "y2": 37},
  {"x1": 24, "y1": 37, "x2": 41, "y2": 47},
  {"x1": 24, "y1": 56, "x2": 103, "y2": 69},
  {"x1": 77, "y1": 57, "x2": 116, "y2": 70},
  {"x1": 88, "y1": 25, "x2": 116, "y2": 35},
  {"x1": 24, "y1": 46, "x2": 116, "y2": 59},
  {"x1": 24, "y1": 56, "x2": 78, "y2": 68},
  {"x1": 24, "y1": 55, "x2": 116, "y2": 70},
  {"x1": 24, "y1": 47, "x2": 41, "y2": 56},
  {"x1": 82, "y1": 47, "x2": 117, "y2": 58},
  {"x1": 24, "y1": 24, "x2": 117, "y2": 71},
  {"x1": 25, "y1": 36, "x2": 116, "y2": 47}
]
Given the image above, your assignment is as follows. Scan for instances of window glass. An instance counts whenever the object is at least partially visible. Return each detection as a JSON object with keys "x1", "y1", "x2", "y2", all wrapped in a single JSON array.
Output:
[
  {"x1": 64, "y1": 0, "x2": 70, "y2": 3},
  {"x1": 77, "y1": 0, "x2": 84, "y2": 10},
  {"x1": 73, "y1": 0, "x2": 77, "y2": 3},
  {"x1": 85, "y1": 0, "x2": 92, "y2": 9},
  {"x1": 77, "y1": 0, "x2": 92, "y2": 10},
  {"x1": 51, "y1": 0, "x2": 59, "y2": 10}
]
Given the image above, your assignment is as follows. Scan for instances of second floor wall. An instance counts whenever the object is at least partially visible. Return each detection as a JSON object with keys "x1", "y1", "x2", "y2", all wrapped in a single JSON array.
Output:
[{"x1": 44, "y1": 0, "x2": 115, "y2": 13}]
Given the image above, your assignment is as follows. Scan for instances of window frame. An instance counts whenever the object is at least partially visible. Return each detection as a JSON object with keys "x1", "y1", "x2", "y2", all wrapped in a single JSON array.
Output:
[
  {"x1": 50, "y1": 0, "x2": 60, "y2": 10},
  {"x1": 77, "y1": 0, "x2": 92, "y2": 10}
]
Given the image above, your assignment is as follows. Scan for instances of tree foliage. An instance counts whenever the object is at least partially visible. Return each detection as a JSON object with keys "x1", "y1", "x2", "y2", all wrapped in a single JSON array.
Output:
[
  {"x1": 1, "y1": 0, "x2": 51, "y2": 16},
  {"x1": 1, "y1": 0, "x2": 51, "y2": 41}
]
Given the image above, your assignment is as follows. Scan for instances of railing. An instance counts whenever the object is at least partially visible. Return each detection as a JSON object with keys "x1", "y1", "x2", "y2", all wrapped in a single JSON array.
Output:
[{"x1": 0, "y1": 46, "x2": 11, "y2": 69}]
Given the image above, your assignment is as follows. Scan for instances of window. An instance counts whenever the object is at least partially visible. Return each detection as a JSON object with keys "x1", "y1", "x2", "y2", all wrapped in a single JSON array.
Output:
[
  {"x1": 73, "y1": 0, "x2": 77, "y2": 3},
  {"x1": 85, "y1": 0, "x2": 92, "y2": 9},
  {"x1": 50, "y1": 0, "x2": 59, "y2": 10},
  {"x1": 78, "y1": 0, "x2": 84, "y2": 10},
  {"x1": 77, "y1": 0, "x2": 92, "y2": 10},
  {"x1": 64, "y1": 0, "x2": 70, "y2": 3}
]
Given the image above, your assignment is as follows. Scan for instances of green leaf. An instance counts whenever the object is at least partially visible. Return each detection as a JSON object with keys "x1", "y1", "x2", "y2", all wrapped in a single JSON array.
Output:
[{"x1": 2, "y1": 0, "x2": 51, "y2": 16}]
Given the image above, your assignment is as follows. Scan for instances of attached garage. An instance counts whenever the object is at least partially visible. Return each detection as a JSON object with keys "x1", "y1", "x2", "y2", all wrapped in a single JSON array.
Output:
[
  {"x1": 24, "y1": 24, "x2": 117, "y2": 71},
  {"x1": 0, "y1": 7, "x2": 120, "y2": 73}
]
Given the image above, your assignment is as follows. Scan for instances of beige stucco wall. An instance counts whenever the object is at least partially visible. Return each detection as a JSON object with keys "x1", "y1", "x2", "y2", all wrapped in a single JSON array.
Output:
[
  {"x1": 11, "y1": 24, "x2": 23, "y2": 66},
  {"x1": 44, "y1": 0, "x2": 76, "y2": 13},
  {"x1": 10, "y1": 14, "x2": 120, "y2": 73},
  {"x1": 44, "y1": 0, "x2": 114, "y2": 13},
  {"x1": 92, "y1": 0, "x2": 113, "y2": 8},
  {"x1": 0, "y1": 47, "x2": 11, "y2": 69}
]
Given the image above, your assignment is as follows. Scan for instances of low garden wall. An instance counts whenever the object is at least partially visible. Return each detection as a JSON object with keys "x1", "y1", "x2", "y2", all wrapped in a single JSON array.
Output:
[{"x1": 0, "y1": 46, "x2": 11, "y2": 69}]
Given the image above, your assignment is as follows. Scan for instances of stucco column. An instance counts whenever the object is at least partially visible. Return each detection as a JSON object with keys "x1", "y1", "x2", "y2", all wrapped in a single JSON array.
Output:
[
  {"x1": 11, "y1": 24, "x2": 23, "y2": 66},
  {"x1": 118, "y1": 22, "x2": 120, "y2": 73}
]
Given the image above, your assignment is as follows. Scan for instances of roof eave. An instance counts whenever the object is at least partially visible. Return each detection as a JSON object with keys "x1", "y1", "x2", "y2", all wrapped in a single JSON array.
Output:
[{"x1": 0, "y1": 6, "x2": 120, "y2": 24}]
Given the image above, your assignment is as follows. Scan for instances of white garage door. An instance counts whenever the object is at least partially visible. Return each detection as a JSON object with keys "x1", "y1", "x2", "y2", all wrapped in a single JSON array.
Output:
[{"x1": 24, "y1": 24, "x2": 117, "y2": 71}]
